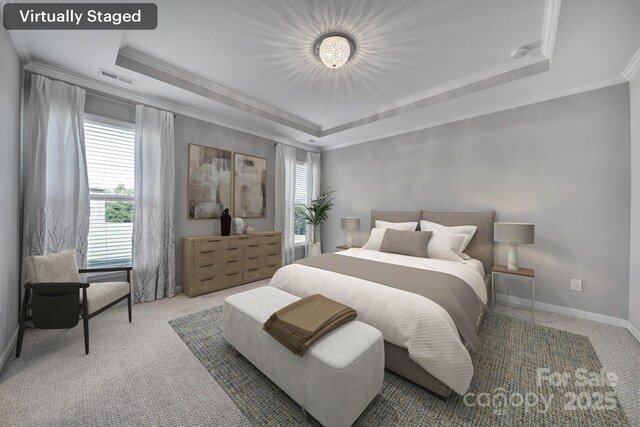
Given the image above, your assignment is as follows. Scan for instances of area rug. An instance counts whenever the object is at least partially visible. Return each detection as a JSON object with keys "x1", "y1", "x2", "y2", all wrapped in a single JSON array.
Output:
[{"x1": 169, "y1": 307, "x2": 629, "y2": 426}]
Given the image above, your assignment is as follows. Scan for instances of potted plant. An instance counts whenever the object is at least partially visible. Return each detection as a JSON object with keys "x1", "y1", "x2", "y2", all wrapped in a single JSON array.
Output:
[{"x1": 302, "y1": 190, "x2": 335, "y2": 257}]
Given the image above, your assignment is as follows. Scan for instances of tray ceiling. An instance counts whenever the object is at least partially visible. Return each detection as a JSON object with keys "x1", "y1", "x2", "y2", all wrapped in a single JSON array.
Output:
[{"x1": 6, "y1": 0, "x2": 640, "y2": 149}]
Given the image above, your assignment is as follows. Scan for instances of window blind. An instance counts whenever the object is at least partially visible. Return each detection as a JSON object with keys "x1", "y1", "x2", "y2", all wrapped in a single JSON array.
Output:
[
  {"x1": 84, "y1": 117, "x2": 135, "y2": 267},
  {"x1": 294, "y1": 162, "x2": 307, "y2": 243}
]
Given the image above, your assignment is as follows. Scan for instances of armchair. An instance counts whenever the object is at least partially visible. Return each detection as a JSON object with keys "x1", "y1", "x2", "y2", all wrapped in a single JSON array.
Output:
[{"x1": 16, "y1": 249, "x2": 132, "y2": 357}]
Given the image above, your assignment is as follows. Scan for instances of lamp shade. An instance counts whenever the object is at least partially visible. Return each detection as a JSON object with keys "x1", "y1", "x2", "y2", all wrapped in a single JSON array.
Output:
[
  {"x1": 494, "y1": 222, "x2": 534, "y2": 245},
  {"x1": 341, "y1": 217, "x2": 360, "y2": 232}
]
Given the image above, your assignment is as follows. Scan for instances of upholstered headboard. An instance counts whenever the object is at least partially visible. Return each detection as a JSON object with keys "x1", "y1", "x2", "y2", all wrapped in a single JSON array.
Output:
[{"x1": 370, "y1": 210, "x2": 495, "y2": 274}]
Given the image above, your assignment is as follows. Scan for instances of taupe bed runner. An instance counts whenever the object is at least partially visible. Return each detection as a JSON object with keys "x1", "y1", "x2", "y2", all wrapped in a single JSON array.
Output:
[{"x1": 296, "y1": 254, "x2": 485, "y2": 352}]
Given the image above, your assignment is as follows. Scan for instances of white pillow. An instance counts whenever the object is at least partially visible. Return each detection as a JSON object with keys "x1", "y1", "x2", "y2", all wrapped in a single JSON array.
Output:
[
  {"x1": 362, "y1": 228, "x2": 386, "y2": 251},
  {"x1": 427, "y1": 232, "x2": 467, "y2": 262},
  {"x1": 419, "y1": 220, "x2": 477, "y2": 253},
  {"x1": 375, "y1": 220, "x2": 418, "y2": 231}
]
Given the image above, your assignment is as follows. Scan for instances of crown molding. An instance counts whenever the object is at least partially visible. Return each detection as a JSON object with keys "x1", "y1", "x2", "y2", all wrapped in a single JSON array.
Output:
[
  {"x1": 322, "y1": 75, "x2": 626, "y2": 152},
  {"x1": 24, "y1": 61, "x2": 317, "y2": 152},
  {"x1": 540, "y1": 0, "x2": 561, "y2": 59},
  {"x1": 116, "y1": 48, "x2": 321, "y2": 136},
  {"x1": 319, "y1": 54, "x2": 549, "y2": 136},
  {"x1": 622, "y1": 48, "x2": 640, "y2": 81}
]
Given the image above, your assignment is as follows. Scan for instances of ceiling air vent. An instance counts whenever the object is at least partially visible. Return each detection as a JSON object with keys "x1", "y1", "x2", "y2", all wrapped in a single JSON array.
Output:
[{"x1": 99, "y1": 68, "x2": 136, "y2": 85}]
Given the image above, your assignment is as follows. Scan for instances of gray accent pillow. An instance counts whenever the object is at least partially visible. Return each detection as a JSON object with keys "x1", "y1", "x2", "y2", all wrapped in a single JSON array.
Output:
[
  {"x1": 421, "y1": 210, "x2": 495, "y2": 273},
  {"x1": 24, "y1": 249, "x2": 81, "y2": 284},
  {"x1": 380, "y1": 229, "x2": 432, "y2": 258}
]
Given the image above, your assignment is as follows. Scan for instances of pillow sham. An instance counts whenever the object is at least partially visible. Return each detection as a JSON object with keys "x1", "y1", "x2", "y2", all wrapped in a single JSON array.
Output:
[
  {"x1": 379, "y1": 229, "x2": 432, "y2": 258},
  {"x1": 427, "y1": 232, "x2": 467, "y2": 262},
  {"x1": 362, "y1": 227, "x2": 386, "y2": 251},
  {"x1": 375, "y1": 220, "x2": 418, "y2": 231},
  {"x1": 420, "y1": 220, "x2": 477, "y2": 253}
]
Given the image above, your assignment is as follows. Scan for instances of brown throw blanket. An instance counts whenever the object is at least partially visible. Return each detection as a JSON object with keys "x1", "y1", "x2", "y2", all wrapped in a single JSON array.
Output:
[
  {"x1": 296, "y1": 254, "x2": 485, "y2": 352},
  {"x1": 263, "y1": 294, "x2": 357, "y2": 356}
]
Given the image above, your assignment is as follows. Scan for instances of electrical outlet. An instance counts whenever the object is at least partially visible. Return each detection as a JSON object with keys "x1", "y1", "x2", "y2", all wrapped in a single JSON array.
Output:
[{"x1": 571, "y1": 279, "x2": 583, "y2": 292}]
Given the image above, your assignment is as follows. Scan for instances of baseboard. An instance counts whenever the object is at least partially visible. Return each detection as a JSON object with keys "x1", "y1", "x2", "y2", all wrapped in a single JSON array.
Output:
[
  {"x1": 495, "y1": 293, "x2": 628, "y2": 328},
  {"x1": 628, "y1": 321, "x2": 640, "y2": 343},
  {"x1": 0, "y1": 326, "x2": 19, "y2": 373}
]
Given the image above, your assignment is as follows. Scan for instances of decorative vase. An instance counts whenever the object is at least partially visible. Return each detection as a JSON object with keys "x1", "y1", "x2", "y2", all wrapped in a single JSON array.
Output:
[
  {"x1": 244, "y1": 223, "x2": 254, "y2": 234},
  {"x1": 221, "y1": 209, "x2": 231, "y2": 236},
  {"x1": 307, "y1": 243, "x2": 321, "y2": 257},
  {"x1": 232, "y1": 217, "x2": 244, "y2": 235}
]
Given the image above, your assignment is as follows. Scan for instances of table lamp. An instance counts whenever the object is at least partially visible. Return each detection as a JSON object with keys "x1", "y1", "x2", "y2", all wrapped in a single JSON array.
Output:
[
  {"x1": 494, "y1": 222, "x2": 535, "y2": 270},
  {"x1": 341, "y1": 217, "x2": 360, "y2": 247}
]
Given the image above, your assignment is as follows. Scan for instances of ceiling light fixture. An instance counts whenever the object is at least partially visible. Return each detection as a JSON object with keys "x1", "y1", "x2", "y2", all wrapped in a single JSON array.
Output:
[{"x1": 314, "y1": 33, "x2": 356, "y2": 69}]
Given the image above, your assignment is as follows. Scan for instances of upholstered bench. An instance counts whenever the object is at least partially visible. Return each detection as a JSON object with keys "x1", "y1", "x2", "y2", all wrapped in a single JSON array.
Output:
[{"x1": 223, "y1": 286, "x2": 384, "y2": 427}]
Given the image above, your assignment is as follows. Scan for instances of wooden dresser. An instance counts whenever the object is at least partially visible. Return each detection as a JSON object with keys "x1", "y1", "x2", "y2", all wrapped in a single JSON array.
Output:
[{"x1": 181, "y1": 231, "x2": 282, "y2": 297}]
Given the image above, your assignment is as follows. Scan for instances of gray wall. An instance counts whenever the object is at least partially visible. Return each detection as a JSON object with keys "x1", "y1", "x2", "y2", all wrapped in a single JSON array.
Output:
[
  {"x1": 0, "y1": 27, "x2": 22, "y2": 366},
  {"x1": 321, "y1": 84, "x2": 631, "y2": 320},
  {"x1": 174, "y1": 115, "x2": 276, "y2": 285},
  {"x1": 630, "y1": 73, "x2": 640, "y2": 331}
]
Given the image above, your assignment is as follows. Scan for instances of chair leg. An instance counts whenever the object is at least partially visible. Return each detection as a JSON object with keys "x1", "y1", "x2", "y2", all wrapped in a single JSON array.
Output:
[
  {"x1": 15, "y1": 288, "x2": 30, "y2": 358},
  {"x1": 127, "y1": 293, "x2": 132, "y2": 323},
  {"x1": 83, "y1": 314, "x2": 89, "y2": 355},
  {"x1": 82, "y1": 287, "x2": 89, "y2": 355}
]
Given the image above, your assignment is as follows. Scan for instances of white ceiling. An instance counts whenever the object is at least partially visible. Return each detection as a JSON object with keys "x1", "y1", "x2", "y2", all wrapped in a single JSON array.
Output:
[{"x1": 5, "y1": 0, "x2": 640, "y2": 149}]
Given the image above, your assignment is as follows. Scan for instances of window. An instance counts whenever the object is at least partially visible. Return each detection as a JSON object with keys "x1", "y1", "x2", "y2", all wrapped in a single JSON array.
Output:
[
  {"x1": 84, "y1": 115, "x2": 136, "y2": 267},
  {"x1": 294, "y1": 162, "x2": 308, "y2": 245}
]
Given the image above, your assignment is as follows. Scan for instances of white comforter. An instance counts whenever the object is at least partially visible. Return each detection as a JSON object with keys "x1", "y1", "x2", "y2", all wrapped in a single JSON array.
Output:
[{"x1": 269, "y1": 248, "x2": 486, "y2": 395}]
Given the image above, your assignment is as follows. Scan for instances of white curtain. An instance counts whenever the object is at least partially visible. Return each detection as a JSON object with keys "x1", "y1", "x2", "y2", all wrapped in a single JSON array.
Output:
[
  {"x1": 306, "y1": 151, "x2": 322, "y2": 252},
  {"x1": 132, "y1": 105, "x2": 176, "y2": 302},
  {"x1": 22, "y1": 74, "x2": 90, "y2": 268},
  {"x1": 275, "y1": 143, "x2": 296, "y2": 265}
]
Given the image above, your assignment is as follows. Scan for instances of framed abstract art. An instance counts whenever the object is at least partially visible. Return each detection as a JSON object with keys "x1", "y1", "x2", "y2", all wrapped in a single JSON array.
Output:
[{"x1": 233, "y1": 153, "x2": 267, "y2": 218}]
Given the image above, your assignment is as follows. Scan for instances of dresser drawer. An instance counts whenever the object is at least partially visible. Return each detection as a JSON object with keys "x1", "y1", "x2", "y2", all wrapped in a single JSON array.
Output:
[
  {"x1": 245, "y1": 242, "x2": 281, "y2": 258},
  {"x1": 227, "y1": 236, "x2": 253, "y2": 249},
  {"x1": 194, "y1": 258, "x2": 242, "y2": 279},
  {"x1": 194, "y1": 238, "x2": 227, "y2": 252},
  {"x1": 194, "y1": 271, "x2": 243, "y2": 295},
  {"x1": 260, "y1": 233, "x2": 281, "y2": 245},
  {"x1": 194, "y1": 247, "x2": 242, "y2": 265},
  {"x1": 244, "y1": 253, "x2": 279, "y2": 270},
  {"x1": 244, "y1": 265, "x2": 279, "y2": 283}
]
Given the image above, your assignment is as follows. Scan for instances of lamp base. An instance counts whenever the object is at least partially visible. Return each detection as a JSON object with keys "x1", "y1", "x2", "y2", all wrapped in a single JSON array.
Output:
[
  {"x1": 346, "y1": 231, "x2": 353, "y2": 248},
  {"x1": 507, "y1": 245, "x2": 519, "y2": 270}
]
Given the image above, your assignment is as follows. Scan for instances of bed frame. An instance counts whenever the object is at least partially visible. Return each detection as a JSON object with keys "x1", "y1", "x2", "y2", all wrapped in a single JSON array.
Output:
[{"x1": 370, "y1": 210, "x2": 495, "y2": 398}]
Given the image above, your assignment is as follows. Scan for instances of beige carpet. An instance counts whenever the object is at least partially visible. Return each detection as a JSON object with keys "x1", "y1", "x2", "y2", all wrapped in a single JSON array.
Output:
[{"x1": 0, "y1": 281, "x2": 638, "y2": 426}]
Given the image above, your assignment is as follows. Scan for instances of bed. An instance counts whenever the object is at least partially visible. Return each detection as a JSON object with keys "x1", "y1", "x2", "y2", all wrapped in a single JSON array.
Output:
[{"x1": 269, "y1": 209, "x2": 495, "y2": 398}]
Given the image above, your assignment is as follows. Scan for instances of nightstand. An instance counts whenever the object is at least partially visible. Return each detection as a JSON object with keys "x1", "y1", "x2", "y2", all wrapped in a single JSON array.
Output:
[
  {"x1": 491, "y1": 265, "x2": 535, "y2": 321},
  {"x1": 336, "y1": 244, "x2": 361, "y2": 251}
]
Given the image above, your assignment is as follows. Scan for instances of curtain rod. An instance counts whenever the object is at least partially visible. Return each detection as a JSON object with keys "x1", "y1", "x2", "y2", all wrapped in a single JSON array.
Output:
[
  {"x1": 273, "y1": 141, "x2": 318, "y2": 153},
  {"x1": 24, "y1": 69, "x2": 177, "y2": 118}
]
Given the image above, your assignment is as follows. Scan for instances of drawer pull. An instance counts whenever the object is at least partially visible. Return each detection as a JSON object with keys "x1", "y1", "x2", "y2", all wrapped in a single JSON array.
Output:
[
  {"x1": 268, "y1": 253, "x2": 277, "y2": 257},
  {"x1": 227, "y1": 260, "x2": 238, "y2": 264},
  {"x1": 227, "y1": 273, "x2": 239, "y2": 277},
  {"x1": 248, "y1": 256, "x2": 259, "y2": 260},
  {"x1": 248, "y1": 268, "x2": 259, "y2": 272},
  {"x1": 201, "y1": 264, "x2": 213, "y2": 268},
  {"x1": 268, "y1": 243, "x2": 277, "y2": 246},
  {"x1": 268, "y1": 264, "x2": 277, "y2": 268},
  {"x1": 208, "y1": 239, "x2": 221, "y2": 243},
  {"x1": 200, "y1": 250, "x2": 214, "y2": 254},
  {"x1": 202, "y1": 277, "x2": 214, "y2": 282},
  {"x1": 248, "y1": 244, "x2": 259, "y2": 248},
  {"x1": 227, "y1": 248, "x2": 238, "y2": 252}
]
